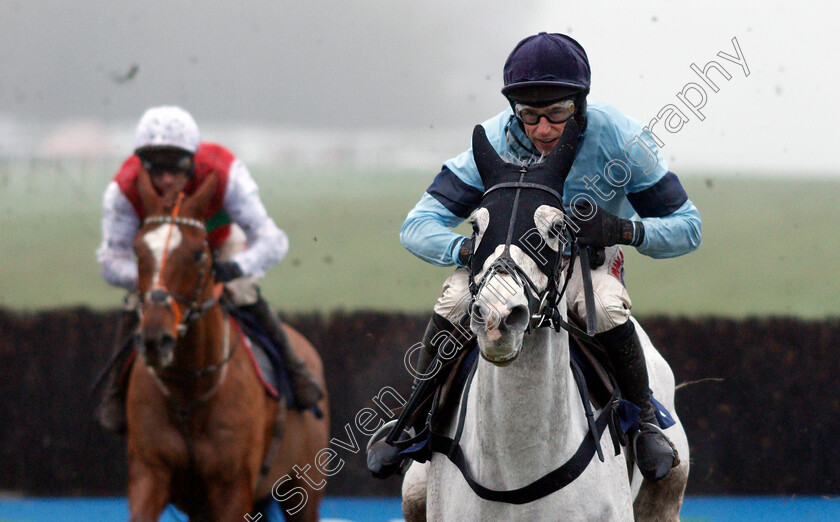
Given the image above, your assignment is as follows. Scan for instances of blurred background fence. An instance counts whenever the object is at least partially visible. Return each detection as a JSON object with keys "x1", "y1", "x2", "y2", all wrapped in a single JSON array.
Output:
[{"x1": 1, "y1": 307, "x2": 838, "y2": 497}]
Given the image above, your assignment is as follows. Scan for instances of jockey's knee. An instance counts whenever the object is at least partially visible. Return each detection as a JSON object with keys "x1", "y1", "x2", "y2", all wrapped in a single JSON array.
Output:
[
  {"x1": 573, "y1": 297, "x2": 631, "y2": 334},
  {"x1": 571, "y1": 283, "x2": 632, "y2": 334},
  {"x1": 224, "y1": 277, "x2": 260, "y2": 306},
  {"x1": 432, "y1": 267, "x2": 472, "y2": 324},
  {"x1": 569, "y1": 249, "x2": 632, "y2": 334}
]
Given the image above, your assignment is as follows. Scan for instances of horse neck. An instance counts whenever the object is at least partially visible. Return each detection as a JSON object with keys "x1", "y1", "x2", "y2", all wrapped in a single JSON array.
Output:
[
  {"x1": 475, "y1": 326, "x2": 578, "y2": 421},
  {"x1": 465, "y1": 324, "x2": 589, "y2": 482},
  {"x1": 164, "y1": 303, "x2": 228, "y2": 400}
]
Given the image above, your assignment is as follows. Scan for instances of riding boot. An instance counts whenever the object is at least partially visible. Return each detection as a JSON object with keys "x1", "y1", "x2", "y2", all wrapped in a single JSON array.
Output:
[
  {"x1": 95, "y1": 309, "x2": 139, "y2": 434},
  {"x1": 595, "y1": 320, "x2": 678, "y2": 482},
  {"x1": 367, "y1": 312, "x2": 474, "y2": 478},
  {"x1": 242, "y1": 296, "x2": 323, "y2": 409}
]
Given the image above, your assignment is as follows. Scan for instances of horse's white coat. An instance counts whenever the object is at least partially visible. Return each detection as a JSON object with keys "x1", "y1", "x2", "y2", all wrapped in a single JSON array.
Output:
[
  {"x1": 409, "y1": 314, "x2": 689, "y2": 521},
  {"x1": 142, "y1": 224, "x2": 182, "y2": 284},
  {"x1": 406, "y1": 204, "x2": 688, "y2": 522}
]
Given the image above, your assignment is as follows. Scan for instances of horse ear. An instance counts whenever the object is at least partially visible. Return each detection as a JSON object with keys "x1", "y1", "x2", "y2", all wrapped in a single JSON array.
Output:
[
  {"x1": 472, "y1": 125, "x2": 508, "y2": 184},
  {"x1": 137, "y1": 168, "x2": 163, "y2": 214},
  {"x1": 182, "y1": 173, "x2": 218, "y2": 219},
  {"x1": 544, "y1": 118, "x2": 580, "y2": 183}
]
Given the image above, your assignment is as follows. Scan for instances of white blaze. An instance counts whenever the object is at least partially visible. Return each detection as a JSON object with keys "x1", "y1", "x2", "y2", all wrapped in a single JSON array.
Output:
[{"x1": 143, "y1": 224, "x2": 182, "y2": 283}]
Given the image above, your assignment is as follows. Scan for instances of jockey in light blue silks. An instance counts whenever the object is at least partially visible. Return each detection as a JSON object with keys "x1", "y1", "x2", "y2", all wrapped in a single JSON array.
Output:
[{"x1": 368, "y1": 32, "x2": 701, "y2": 483}]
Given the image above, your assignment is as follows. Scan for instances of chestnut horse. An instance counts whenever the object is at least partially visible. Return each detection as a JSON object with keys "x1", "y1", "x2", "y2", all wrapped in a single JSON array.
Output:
[{"x1": 126, "y1": 171, "x2": 329, "y2": 521}]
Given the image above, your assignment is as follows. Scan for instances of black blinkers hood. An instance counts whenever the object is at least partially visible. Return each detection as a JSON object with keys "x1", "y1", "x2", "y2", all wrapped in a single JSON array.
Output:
[{"x1": 470, "y1": 119, "x2": 578, "y2": 280}]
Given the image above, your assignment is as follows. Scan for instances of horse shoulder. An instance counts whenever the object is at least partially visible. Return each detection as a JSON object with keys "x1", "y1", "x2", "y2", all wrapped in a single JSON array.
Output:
[{"x1": 402, "y1": 462, "x2": 429, "y2": 522}]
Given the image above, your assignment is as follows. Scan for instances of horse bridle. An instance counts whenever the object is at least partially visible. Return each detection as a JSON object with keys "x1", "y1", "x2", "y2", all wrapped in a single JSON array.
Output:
[
  {"x1": 139, "y1": 202, "x2": 241, "y2": 386},
  {"x1": 140, "y1": 194, "x2": 220, "y2": 340},
  {"x1": 468, "y1": 168, "x2": 571, "y2": 334}
]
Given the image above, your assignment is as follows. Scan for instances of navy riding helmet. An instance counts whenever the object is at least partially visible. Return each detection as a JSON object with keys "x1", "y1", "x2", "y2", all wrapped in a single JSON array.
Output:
[{"x1": 502, "y1": 32, "x2": 591, "y2": 130}]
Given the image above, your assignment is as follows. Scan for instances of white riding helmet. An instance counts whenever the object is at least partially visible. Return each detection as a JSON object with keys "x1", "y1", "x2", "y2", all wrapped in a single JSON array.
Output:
[{"x1": 133, "y1": 105, "x2": 200, "y2": 154}]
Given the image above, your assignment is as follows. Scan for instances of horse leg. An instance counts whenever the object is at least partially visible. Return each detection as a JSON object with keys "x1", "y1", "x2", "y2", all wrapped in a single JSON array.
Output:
[
  {"x1": 402, "y1": 461, "x2": 428, "y2": 522},
  {"x1": 127, "y1": 454, "x2": 171, "y2": 522},
  {"x1": 273, "y1": 479, "x2": 323, "y2": 522},
  {"x1": 205, "y1": 478, "x2": 254, "y2": 521},
  {"x1": 633, "y1": 459, "x2": 689, "y2": 522}
]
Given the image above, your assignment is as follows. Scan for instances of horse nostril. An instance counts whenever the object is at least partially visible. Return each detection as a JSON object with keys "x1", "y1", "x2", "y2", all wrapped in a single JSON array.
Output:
[
  {"x1": 472, "y1": 302, "x2": 485, "y2": 322},
  {"x1": 505, "y1": 304, "x2": 530, "y2": 332},
  {"x1": 139, "y1": 330, "x2": 176, "y2": 355},
  {"x1": 159, "y1": 332, "x2": 176, "y2": 354}
]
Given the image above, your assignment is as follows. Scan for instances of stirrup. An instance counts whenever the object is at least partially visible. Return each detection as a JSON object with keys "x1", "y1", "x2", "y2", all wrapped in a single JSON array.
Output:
[
  {"x1": 632, "y1": 421, "x2": 680, "y2": 481},
  {"x1": 366, "y1": 419, "x2": 417, "y2": 452},
  {"x1": 366, "y1": 419, "x2": 415, "y2": 477}
]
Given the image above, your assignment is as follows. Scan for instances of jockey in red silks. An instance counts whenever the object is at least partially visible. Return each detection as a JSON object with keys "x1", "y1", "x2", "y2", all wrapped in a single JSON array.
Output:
[{"x1": 94, "y1": 106, "x2": 322, "y2": 433}]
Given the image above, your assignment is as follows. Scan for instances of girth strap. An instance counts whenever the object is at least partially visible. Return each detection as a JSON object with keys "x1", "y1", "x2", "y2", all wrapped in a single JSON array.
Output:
[{"x1": 428, "y1": 392, "x2": 618, "y2": 504}]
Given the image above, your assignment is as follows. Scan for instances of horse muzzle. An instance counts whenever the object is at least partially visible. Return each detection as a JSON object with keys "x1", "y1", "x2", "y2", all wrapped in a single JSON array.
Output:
[
  {"x1": 470, "y1": 301, "x2": 529, "y2": 367},
  {"x1": 137, "y1": 323, "x2": 177, "y2": 368}
]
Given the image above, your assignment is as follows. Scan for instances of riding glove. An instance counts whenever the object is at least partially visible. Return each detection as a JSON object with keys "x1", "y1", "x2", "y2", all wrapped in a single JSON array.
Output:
[
  {"x1": 213, "y1": 261, "x2": 244, "y2": 283},
  {"x1": 457, "y1": 237, "x2": 474, "y2": 267},
  {"x1": 569, "y1": 200, "x2": 645, "y2": 248},
  {"x1": 586, "y1": 246, "x2": 607, "y2": 269}
]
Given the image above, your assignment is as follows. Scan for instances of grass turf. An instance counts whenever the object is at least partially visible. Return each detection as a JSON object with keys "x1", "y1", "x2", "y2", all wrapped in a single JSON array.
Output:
[{"x1": 1, "y1": 159, "x2": 837, "y2": 317}]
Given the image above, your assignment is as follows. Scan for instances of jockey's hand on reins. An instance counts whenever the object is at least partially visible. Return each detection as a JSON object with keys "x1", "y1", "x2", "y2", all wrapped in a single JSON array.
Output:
[
  {"x1": 568, "y1": 200, "x2": 644, "y2": 248},
  {"x1": 458, "y1": 236, "x2": 474, "y2": 268},
  {"x1": 586, "y1": 247, "x2": 606, "y2": 269},
  {"x1": 213, "y1": 261, "x2": 243, "y2": 283}
]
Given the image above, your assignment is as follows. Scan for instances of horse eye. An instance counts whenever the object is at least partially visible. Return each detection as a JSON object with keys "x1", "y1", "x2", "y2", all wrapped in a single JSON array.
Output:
[
  {"x1": 471, "y1": 220, "x2": 480, "y2": 233},
  {"x1": 194, "y1": 251, "x2": 206, "y2": 264}
]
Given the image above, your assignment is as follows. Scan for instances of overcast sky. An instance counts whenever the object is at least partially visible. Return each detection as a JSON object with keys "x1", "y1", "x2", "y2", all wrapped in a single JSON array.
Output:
[{"x1": 1, "y1": 0, "x2": 838, "y2": 175}]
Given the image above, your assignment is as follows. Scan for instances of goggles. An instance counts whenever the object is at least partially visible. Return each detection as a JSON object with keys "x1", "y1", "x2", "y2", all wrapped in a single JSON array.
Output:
[
  {"x1": 513, "y1": 99, "x2": 576, "y2": 125},
  {"x1": 138, "y1": 150, "x2": 194, "y2": 175}
]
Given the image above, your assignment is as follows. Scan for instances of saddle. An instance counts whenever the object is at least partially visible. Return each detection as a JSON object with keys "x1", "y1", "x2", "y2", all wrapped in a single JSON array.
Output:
[
  {"x1": 229, "y1": 315, "x2": 282, "y2": 401},
  {"x1": 223, "y1": 304, "x2": 289, "y2": 404}
]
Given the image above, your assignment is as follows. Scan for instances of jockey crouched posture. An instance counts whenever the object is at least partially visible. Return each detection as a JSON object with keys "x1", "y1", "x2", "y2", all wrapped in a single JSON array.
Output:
[
  {"x1": 94, "y1": 105, "x2": 323, "y2": 433},
  {"x1": 368, "y1": 33, "x2": 701, "y2": 482}
]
